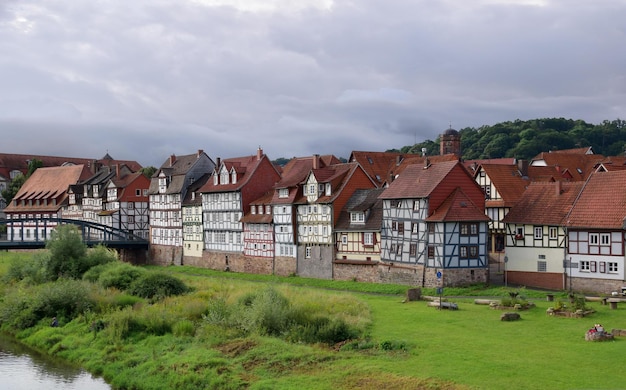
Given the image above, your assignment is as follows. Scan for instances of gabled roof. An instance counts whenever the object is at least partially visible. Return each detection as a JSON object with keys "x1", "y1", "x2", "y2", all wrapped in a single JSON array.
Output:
[
  {"x1": 156, "y1": 151, "x2": 208, "y2": 177},
  {"x1": 182, "y1": 174, "x2": 211, "y2": 206},
  {"x1": 502, "y1": 181, "x2": 584, "y2": 225},
  {"x1": 200, "y1": 153, "x2": 277, "y2": 193},
  {"x1": 379, "y1": 160, "x2": 460, "y2": 200},
  {"x1": 349, "y1": 151, "x2": 405, "y2": 187},
  {"x1": 465, "y1": 158, "x2": 517, "y2": 174},
  {"x1": 385, "y1": 154, "x2": 460, "y2": 184},
  {"x1": 426, "y1": 188, "x2": 490, "y2": 222},
  {"x1": 566, "y1": 171, "x2": 626, "y2": 229},
  {"x1": 335, "y1": 188, "x2": 385, "y2": 232},
  {"x1": 478, "y1": 164, "x2": 530, "y2": 207},
  {"x1": 275, "y1": 155, "x2": 339, "y2": 189},
  {"x1": 5, "y1": 164, "x2": 91, "y2": 212}
]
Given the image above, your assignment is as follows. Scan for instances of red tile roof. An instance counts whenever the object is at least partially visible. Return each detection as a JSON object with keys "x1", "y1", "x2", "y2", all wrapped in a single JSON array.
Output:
[
  {"x1": 479, "y1": 164, "x2": 530, "y2": 207},
  {"x1": 566, "y1": 170, "x2": 626, "y2": 229},
  {"x1": 530, "y1": 151, "x2": 604, "y2": 181},
  {"x1": 380, "y1": 160, "x2": 459, "y2": 200},
  {"x1": 426, "y1": 188, "x2": 490, "y2": 222},
  {"x1": 200, "y1": 154, "x2": 274, "y2": 193},
  {"x1": 502, "y1": 181, "x2": 584, "y2": 225}
]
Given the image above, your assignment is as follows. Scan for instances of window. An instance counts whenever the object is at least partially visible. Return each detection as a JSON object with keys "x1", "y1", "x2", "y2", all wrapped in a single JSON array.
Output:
[
  {"x1": 390, "y1": 199, "x2": 400, "y2": 208},
  {"x1": 600, "y1": 233, "x2": 610, "y2": 246},
  {"x1": 390, "y1": 244, "x2": 397, "y2": 254},
  {"x1": 363, "y1": 232, "x2": 373, "y2": 246},
  {"x1": 549, "y1": 227, "x2": 558, "y2": 239},
  {"x1": 398, "y1": 222, "x2": 404, "y2": 235},
  {"x1": 266, "y1": 205, "x2": 271, "y2": 214},
  {"x1": 590, "y1": 261, "x2": 597, "y2": 272},
  {"x1": 309, "y1": 184, "x2": 316, "y2": 195},
  {"x1": 413, "y1": 201, "x2": 419, "y2": 211},
  {"x1": 608, "y1": 262, "x2": 618, "y2": 273},
  {"x1": 580, "y1": 261, "x2": 590, "y2": 272},
  {"x1": 537, "y1": 261, "x2": 547, "y2": 272},
  {"x1": 305, "y1": 246, "x2": 311, "y2": 258},
  {"x1": 461, "y1": 223, "x2": 478, "y2": 235},
  {"x1": 251, "y1": 205, "x2": 256, "y2": 214},
  {"x1": 534, "y1": 226, "x2": 543, "y2": 239},
  {"x1": 412, "y1": 223, "x2": 418, "y2": 234},
  {"x1": 427, "y1": 245, "x2": 435, "y2": 259},
  {"x1": 351, "y1": 212, "x2": 365, "y2": 223},
  {"x1": 460, "y1": 246, "x2": 468, "y2": 258},
  {"x1": 409, "y1": 244, "x2": 417, "y2": 256},
  {"x1": 341, "y1": 234, "x2": 347, "y2": 245},
  {"x1": 482, "y1": 185, "x2": 491, "y2": 199},
  {"x1": 469, "y1": 246, "x2": 478, "y2": 258},
  {"x1": 428, "y1": 224, "x2": 435, "y2": 233},
  {"x1": 589, "y1": 233, "x2": 599, "y2": 245},
  {"x1": 279, "y1": 188, "x2": 289, "y2": 198}
]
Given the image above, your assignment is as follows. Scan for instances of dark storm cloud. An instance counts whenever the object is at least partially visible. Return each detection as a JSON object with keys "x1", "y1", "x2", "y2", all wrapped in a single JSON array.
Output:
[{"x1": 1, "y1": 0, "x2": 625, "y2": 167}]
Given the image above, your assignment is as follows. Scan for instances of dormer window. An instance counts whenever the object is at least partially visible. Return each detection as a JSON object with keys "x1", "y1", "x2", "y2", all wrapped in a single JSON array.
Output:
[
  {"x1": 213, "y1": 173, "x2": 218, "y2": 185},
  {"x1": 279, "y1": 188, "x2": 288, "y2": 198},
  {"x1": 308, "y1": 184, "x2": 316, "y2": 195},
  {"x1": 251, "y1": 205, "x2": 256, "y2": 214},
  {"x1": 93, "y1": 185, "x2": 99, "y2": 194},
  {"x1": 220, "y1": 170, "x2": 229, "y2": 185},
  {"x1": 159, "y1": 176, "x2": 167, "y2": 193},
  {"x1": 266, "y1": 205, "x2": 271, "y2": 214},
  {"x1": 231, "y1": 169, "x2": 237, "y2": 184},
  {"x1": 325, "y1": 183, "x2": 331, "y2": 196},
  {"x1": 351, "y1": 212, "x2": 365, "y2": 224}
]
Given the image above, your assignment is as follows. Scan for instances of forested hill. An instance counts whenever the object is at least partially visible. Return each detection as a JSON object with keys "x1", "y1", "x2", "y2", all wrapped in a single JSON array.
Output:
[{"x1": 387, "y1": 118, "x2": 626, "y2": 160}]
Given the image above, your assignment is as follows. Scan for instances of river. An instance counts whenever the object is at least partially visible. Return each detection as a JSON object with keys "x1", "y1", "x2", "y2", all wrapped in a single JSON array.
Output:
[{"x1": 0, "y1": 333, "x2": 110, "y2": 390}]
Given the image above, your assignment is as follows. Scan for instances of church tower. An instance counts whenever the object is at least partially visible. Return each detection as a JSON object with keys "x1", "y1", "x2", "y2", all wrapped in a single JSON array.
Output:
[{"x1": 440, "y1": 126, "x2": 461, "y2": 157}]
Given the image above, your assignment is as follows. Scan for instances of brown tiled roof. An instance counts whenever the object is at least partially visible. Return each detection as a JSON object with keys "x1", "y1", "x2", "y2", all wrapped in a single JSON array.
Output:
[
  {"x1": 5, "y1": 165, "x2": 91, "y2": 213},
  {"x1": 426, "y1": 188, "x2": 490, "y2": 222},
  {"x1": 349, "y1": 151, "x2": 404, "y2": 187},
  {"x1": 502, "y1": 181, "x2": 584, "y2": 225},
  {"x1": 480, "y1": 164, "x2": 530, "y2": 207},
  {"x1": 199, "y1": 154, "x2": 275, "y2": 193},
  {"x1": 386, "y1": 154, "x2": 460, "y2": 183},
  {"x1": 566, "y1": 171, "x2": 626, "y2": 229},
  {"x1": 0, "y1": 153, "x2": 142, "y2": 181},
  {"x1": 530, "y1": 151, "x2": 604, "y2": 181},
  {"x1": 241, "y1": 191, "x2": 275, "y2": 224},
  {"x1": 464, "y1": 158, "x2": 516, "y2": 173},
  {"x1": 335, "y1": 188, "x2": 385, "y2": 231},
  {"x1": 380, "y1": 160, "x2": 459, "y2": 200}
]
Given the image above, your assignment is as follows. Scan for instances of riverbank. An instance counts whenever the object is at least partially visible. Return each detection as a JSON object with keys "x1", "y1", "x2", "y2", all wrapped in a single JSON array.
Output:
[{"x1": 2, "y1": 252, "x2": 626, "y2": 389}]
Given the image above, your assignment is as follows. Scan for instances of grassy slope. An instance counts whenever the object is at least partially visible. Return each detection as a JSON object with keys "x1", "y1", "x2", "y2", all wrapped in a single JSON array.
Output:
[{"x1": 2, "y1": 255, "x2": 626, "y2": 389}]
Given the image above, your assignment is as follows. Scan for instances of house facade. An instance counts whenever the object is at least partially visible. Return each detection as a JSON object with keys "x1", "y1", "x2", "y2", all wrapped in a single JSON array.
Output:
[
  {"x1": 199, "y1": 148, "x2": 281, "y2": 270},
  {"x1": 379, "y1": 160, "x2": 490, "y2": 287},
  {"x1": 240, "y1": 192, "x2": 275, "y2": 274},
  {"x1": 181, "y1": 174, "x2": 210, "y2": 260},
  {"x1": 295, "y1": 162, "x2": 376, "y2": 279},
  {"x1": 148, "y1": 150, "x2": 215, "y2": 265},
  {"x1": 101, "y1": 169, "x2": 151, "y2": 240},
  {"x1": 503, "y1": 181, "x2": 584, "y2": 290}
]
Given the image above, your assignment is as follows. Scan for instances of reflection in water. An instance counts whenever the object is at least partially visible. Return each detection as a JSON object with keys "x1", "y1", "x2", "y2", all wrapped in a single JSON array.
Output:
[{"x1": 0, "y1": 333, "x2": 110, "y2": 390}]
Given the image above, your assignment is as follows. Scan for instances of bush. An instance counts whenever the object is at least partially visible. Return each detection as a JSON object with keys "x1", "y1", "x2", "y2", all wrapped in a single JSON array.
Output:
[
  {"x1": 84, "y1": 245, "x2": 118, "y2": 269},
  {"x1": 86, "y1": 261, "x2": 146, "y2": 291},
  {"x1": 235, "y1": 287, "x2": 293, "y2": 336},
  {"x1": 45, "y1": 225, "x2": 88, "y2": 279},
  {"x1": 128, "y1": 273, "x2": 190, "y2": 299},
  {"x1": 3, "y1": 252, "x2": 50, "y2": 284},
  {"x1": 173, "y1": 320, "x2": 196, "y2": 337}
]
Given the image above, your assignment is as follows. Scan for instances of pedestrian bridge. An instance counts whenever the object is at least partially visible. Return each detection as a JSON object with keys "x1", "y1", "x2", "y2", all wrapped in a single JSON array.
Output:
[{"x1": 0, "y1": 217, "x2": 149, "y2": 250}]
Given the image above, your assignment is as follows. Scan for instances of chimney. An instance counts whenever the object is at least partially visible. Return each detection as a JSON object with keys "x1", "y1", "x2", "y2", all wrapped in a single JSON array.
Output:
[
  {"x1": 216, "y1": 157, "x2": 221, "y2": 169},
  {"x1": 197, "y1": 149, "x2": 203, "y2": 158},
  {"x1": 115, "y1": 164, "x2": 120, "y2": 177},
  {"x1": 313, "y1": 154, "x2": 320, "y2": 170},
  {"x1": 170, "y1": 154, "x2": 176, "y2": 167},
  {"x1": 556, "y1": 180, "x2": 562, "y2": 196},
  {"x1": 90, "y1": 159, "x2": 97, "y2": 174},
  {"x1": 517, "y1": 159, "x2": 529, "y2": 178},
  {"x1": 396, "y1": 155, "x2": 403, "y2": 166},
  {"x1": 257, "y1": 147, "x2": 263, "y2": 161}
]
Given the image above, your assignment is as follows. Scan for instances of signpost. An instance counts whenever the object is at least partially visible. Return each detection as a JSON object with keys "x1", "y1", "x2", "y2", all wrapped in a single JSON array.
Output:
[
  {"x1": 504, "y1": 256, "x2": 508, "y2": 287},
  {"x1": 436, "y1": 271, "x2": 443, "y2": 309}
]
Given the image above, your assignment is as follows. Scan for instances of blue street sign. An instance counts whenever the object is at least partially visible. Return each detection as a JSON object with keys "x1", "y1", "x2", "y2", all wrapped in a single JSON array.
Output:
[{"x1": 436, "y1": 271, "x2": 442, "y2": 279}]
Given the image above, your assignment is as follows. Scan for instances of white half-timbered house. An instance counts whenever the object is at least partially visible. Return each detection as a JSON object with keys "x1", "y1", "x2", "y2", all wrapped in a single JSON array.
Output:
[
  {"x1": 296, "y1": 162, "x2": 376, "y2": 279},
  {"x1": 148, "y1": 150, "x2": 215, "y2": 265},
  {"x1": 200, "y1": 149, "x2": 280, "y2": 267},
  {"x1": 379, "y1": 160, "x2": 490, "y2": 287},
  {"x1": 502, "y1": 181, "x2": 584, "y2": 290},
  {"x1": 474, "y1": 163, "x2": 529, "y2": 262},
  {"x1": 100, "y1": 167, "x2": 151, "y2": 239},
  {"x1": 564, "y1": 170, "x2": 626, "y2": 293},
  {"x1": 4, "y1": 165, "x2": 91, "y2": 241},
  {"x1": 271, "y1": 155, "x2": 340, "y2": 269}
]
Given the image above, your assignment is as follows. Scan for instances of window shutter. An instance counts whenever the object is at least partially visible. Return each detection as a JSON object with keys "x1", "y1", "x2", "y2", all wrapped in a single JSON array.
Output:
[
  {"x1": 361, "y1": 233, "x2": 365, "y2": 244},
  {"x1": 373, "y1": 233, "x2": 377, "y2": 245}
]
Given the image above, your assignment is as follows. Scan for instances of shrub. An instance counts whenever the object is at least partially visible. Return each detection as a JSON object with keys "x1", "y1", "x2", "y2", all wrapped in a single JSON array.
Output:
[
  {"x1": 84, "y1": 245, "x2": 118, "y2": 270},
  {"x1": 235, "y1": 287, "x2": 293, "y2": 336},
  {"x1": 95, "y1": 262, "x2": 146, "y2": 291},
  {"x1": 128, "y1": 273, "x2": 190, "y2": 299},
  {"x1": 45, "y1": 225, "x2": 88, "y2": 280},
  {"x1": 3, "y1": 251, "x2": 50, "y2": 285},
  {"x1": 173, "y1": 320, "x2": 196, "y2": 337},
  {"x1": 33, "y1": 279, "x2": 94, "y2": 320}
]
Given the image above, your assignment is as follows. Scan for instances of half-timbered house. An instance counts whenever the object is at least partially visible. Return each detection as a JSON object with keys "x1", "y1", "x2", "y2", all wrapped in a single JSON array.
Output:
[
  {"x1": 564, "y1": 170, "x2": 626, "y2": 293},
  {"x1": 379, "y1": 160, "x2": 489, "y2": 287},
  {"x1": 502, "y1": 181, "x2": 584, "y2": 290},
  {"x1": 181, "y1": 174, "x2": 211, "y2": 260},
  {"x1": 474, "y1": 163, "x2": 529, "y2": 264},
  {"x1": 148, "y1": 150, "x2": 215, "y2": 265},
  {"x1": 333, "y1": 188, "x2": 384, "y2": 282},
  {"x1": 200, "y1": 148, "x2": 281, "y2": 270},
  {"x1": 295, "y1": 162, "x2": 376, "y2": 279},
  {"x1": 4, "y1": 165, "x2": 91, "y2": 241},
  {"x1": 271, "y1": 155, "x2": 340, "y2": 276},
  {"x1": 241, "y1": 192, "x2": 275, "y2": 273}
]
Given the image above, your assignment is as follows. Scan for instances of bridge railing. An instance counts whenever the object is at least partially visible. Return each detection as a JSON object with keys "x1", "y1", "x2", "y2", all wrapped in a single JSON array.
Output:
[{"x1": 0, "y1": 217, "x2": 149, "y2": 249}]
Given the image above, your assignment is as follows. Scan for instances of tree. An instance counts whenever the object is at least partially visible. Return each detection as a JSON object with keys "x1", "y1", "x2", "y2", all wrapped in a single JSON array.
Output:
[
  {"x1": 45, "y1": 225, "x2": 88, "y2": 280},
  {"x1": 140, "y1": 166, "x2": 157, "y2": 178},
  {"x1": 1, "y1": 158, "x2": 42, "y2": 206}
]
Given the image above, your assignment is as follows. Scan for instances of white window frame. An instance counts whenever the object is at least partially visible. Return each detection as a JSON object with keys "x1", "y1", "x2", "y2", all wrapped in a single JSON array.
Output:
[
  {"x1": 548, "y1": 227, "x2": 558, "y2": 239},
  {"x1": 305, "y1": 246, "x2": 311, "y2": 258},
  {"x1": 580, "y1": 260, "x2": 590, "y2": 272},
  {"x1": 279, "y1": 188, "x2": 288, "y2": 198},
  {"x1": 600, "y1": 233, "x2": 610, "y2": 246},
  {"x1": 589, "y1": 233, "x2": 599, "y2": 245},
  {"x1": 534, "y1": 226, "x2": 543, "y2": 239},
  {"x1": 363, "y1": 232, "x2": 373, "y2": 246},
  {"x1": 608, "y1": 262, "x2": 618, "y2": 273},
  {"x1": 341, "y1": 234, "x2": 348, "y2": 245}
]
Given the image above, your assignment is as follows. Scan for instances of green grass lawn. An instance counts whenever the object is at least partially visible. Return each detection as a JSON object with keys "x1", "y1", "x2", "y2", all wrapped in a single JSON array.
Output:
[{"x1": 2, "y1": 253, "x2": 625, "y2": 389}]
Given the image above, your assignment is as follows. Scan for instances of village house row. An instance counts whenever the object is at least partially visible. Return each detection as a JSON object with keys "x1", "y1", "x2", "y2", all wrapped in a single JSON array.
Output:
[{"x1": 2, "y1": 129, "x2": 626, "y2": 294}]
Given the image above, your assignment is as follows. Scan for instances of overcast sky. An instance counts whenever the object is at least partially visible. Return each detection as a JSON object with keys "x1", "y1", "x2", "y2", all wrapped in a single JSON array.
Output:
[{"x1": 1, "y1": 0, "x2": 625, "y2": 167}]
